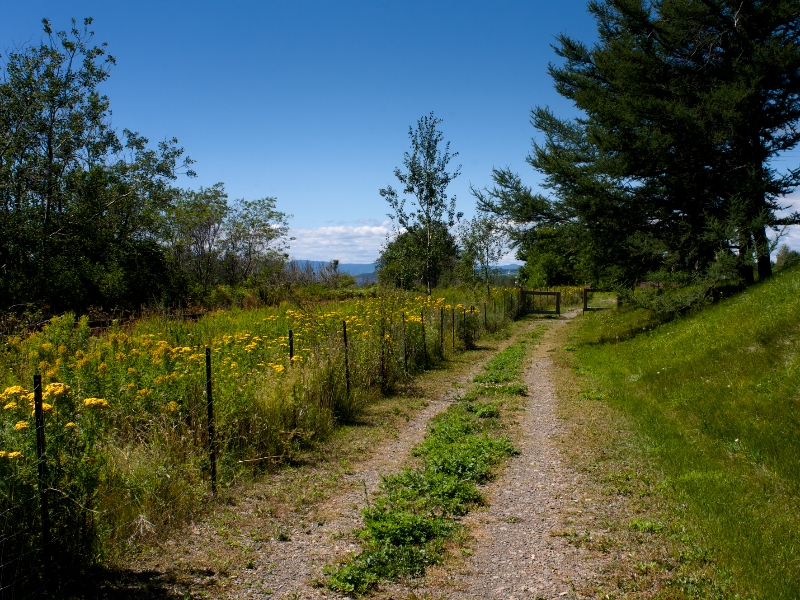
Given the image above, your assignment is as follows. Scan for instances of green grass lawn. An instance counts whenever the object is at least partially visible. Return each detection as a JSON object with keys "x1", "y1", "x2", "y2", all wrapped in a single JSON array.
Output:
[{"x1": 571, "y1": 265, "x2": 800, "y2": 598}]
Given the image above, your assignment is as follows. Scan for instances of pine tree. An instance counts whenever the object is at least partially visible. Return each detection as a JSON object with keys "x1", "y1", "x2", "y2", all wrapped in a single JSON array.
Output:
[{"x1": 481, "y1": 0, "x2": 800, "y2": 286}]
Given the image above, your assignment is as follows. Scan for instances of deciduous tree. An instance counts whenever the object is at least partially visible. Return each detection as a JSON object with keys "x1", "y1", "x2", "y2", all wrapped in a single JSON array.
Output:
[{"x1": 380, "y1": 113, "x2": 462, "y2": 295}]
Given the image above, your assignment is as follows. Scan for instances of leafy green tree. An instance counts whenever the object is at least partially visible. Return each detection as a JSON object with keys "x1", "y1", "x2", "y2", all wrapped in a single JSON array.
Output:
[
  {"x1": 458, "y1": 214, "x2": 507, "y2": 296},
  {"x1": 0, "y1": 19, "x2": 194, "y2": 311},
  {"x1": 380, "y1": 113, "x2": 462, "y2": 295},
  {"x1": 776, "y1": 243, "x2": 800, "y2": 269},
  {"x1": 164, "y1": 184, "x2": 229, "y2": 295},
  {"x1": 377, "y1": 222, "x2": 458, "y2": 290},
  {"x1": 222, "y1": 197, "x2": 291, "y2": 285},
  {"x1": 480, "y1": 0, "x2": 800, "y2": 287}
]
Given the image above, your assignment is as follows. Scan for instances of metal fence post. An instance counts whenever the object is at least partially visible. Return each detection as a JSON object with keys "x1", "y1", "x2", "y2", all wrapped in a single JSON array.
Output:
[
  {"x1": 402, "y1": 312, "x2": 408, "y2": 374},
  {"x1": 380, "y1": 317, "x2": 386, "y2": 393},
  {"x1": 421, "y1": 310, "x2": 427, "y2": 366},
  {"x1": 451, "y1": 307, "x2": 455, "y2": 349},
  {"x1": 205, "y1": 348, "x2": 217, "y2": 494},
  {"x1": 289, "y1": 329, "x2": 294, "y2": 363},
  {"x1": 440, "y1": 308, "x2": 444, "y2": 356},
  {"x1": 342, "y1": 320, "x2": 351, "y2": 396},
  {"x1": 33, "y1": 374, "x2": 50, "y2": 554}
]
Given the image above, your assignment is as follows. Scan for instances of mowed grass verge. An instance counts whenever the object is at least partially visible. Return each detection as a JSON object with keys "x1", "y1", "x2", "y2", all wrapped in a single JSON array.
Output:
[
  {"x1": 567, "y1": 264, "x2": 800, "y2": 598},
  {"x1": 323, "y1": 326, "x2": 543, "y2": 594}
]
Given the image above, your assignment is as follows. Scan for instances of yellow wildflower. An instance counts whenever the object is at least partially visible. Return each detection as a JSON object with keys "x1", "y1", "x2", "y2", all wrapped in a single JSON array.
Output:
[
  {"x1": 4, "y1": 402, "x2": 18, "y2": 410},
  {"x1": 14, "y1": 421, "x2": 29, "y2": 430},
  {"x1": 64, "y1": 422, "x2": 77, "y2": 429},
  {"x1": 41, "y1": 343, "x2": 53, "y2": 352},
  {"x1": 83, "y1": 398, "x2": 110, "y2": 408},
  {"x1": 58, "y1": 345, "x2": 67, "y2": 355},
  {"x1": 0, "y1": 451, "x2": 22, "y2": 459},
  {"x1": 166, "y1": 401, "x2": 179, "y2": 413},
  {"x1": 2, "y1": 386, "x2": 28, "y2": 399},
  {"x1": 43, "y1": 382, "x2": 71, "y2": 400},
  {"x1": 127, "y1": 367, "x2": 138, "y2": 376}
]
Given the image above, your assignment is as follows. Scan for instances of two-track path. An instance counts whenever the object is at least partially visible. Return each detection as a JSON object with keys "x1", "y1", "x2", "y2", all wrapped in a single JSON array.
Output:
[
  {"x1": 219, "y1": 318, "x2": 551, "y2": 599},
  {"x1": 382, "y1": 310, "x2": 612, "y2": 599}
]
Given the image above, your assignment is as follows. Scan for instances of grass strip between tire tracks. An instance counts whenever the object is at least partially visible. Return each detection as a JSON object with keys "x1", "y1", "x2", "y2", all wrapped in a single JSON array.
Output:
[{"x1": 323, "y1": 326, "x2": 544, "y2": 594}]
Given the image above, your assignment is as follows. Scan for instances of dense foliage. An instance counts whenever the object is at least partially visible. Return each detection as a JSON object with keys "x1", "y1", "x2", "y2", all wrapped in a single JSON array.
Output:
[
  {"x1": 0, "y1": 20, "x2": 291, "y2": 317},
  {"x1": 477, "y1": 0, "x2": 800, "y2": 288},
  {"x1": 0, "y1": 288, "x2": 518, "y2": 594}
]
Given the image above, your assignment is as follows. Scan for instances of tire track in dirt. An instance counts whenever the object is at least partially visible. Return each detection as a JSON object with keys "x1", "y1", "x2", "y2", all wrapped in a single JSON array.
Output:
[
  {"x1": 164, "y1": 322, "x2": 541, "y2": 600},
  {"x1": 389, "y1": 312, "x2": 613, "y2": 600}
]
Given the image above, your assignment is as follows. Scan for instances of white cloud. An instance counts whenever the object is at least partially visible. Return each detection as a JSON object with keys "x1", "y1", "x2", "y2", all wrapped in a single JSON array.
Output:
[
  {"x1": 288, "y1": 220, "x2": 393, "y2": 263},
  {"x1": 775, "y1": 192, "x2": 800, "y2": 254}
]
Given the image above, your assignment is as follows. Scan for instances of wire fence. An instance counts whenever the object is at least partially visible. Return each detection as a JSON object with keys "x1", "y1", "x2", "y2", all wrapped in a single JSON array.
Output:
[{"x1": 0, "y1": 288, "x2": 561, "y2": 597}]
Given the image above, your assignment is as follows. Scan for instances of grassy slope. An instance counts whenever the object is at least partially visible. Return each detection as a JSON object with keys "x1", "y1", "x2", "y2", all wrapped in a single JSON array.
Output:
[{"x1": 572, "y1": 266, "x2": 800, "y2": 598}]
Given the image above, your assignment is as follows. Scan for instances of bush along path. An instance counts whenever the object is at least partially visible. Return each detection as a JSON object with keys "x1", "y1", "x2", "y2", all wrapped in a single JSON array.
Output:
[{"x1": 324, "y1": 328, "x2": 538, "y2": 594}]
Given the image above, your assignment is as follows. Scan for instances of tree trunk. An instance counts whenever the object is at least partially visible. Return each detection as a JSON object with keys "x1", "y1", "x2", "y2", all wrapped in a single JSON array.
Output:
[{"x1": 754, "y1": 226, "x2": 772, "y2": 281}]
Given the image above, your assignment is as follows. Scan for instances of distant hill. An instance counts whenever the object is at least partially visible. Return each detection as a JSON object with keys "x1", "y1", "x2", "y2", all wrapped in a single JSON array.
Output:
[
  {"x1": 493, "y1": 264, "x2": 523, "y2": 273},
  {"x1": 290, "y1": 261, "x2": 524, "y2": 277},
  {"x1": 289, "y1": 260, "x2": 376, "y2": 276}
]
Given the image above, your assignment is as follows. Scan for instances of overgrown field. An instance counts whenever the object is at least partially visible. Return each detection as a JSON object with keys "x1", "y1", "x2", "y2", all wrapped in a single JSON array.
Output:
[
  {"x1": 0, "y1": 288, "x2": 525, "y2": 594},
  {"x1": 324, "y1": 326, "x2": 541, "y2": 593},
  {"x1": 569, "y1": 265, "x2": 800, "y2": 597}
]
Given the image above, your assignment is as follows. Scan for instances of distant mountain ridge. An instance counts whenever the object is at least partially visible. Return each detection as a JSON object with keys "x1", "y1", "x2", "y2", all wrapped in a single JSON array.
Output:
[
  {"x1": 290, "y1": 260, "x2": 523, "y2": 276},
  {"x1": 289, "y1": 260, "x2": 377, "y2": 276}
]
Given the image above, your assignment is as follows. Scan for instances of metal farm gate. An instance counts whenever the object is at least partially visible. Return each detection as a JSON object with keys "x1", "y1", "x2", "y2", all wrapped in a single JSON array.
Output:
[{"x1": 520, "y1": 290, "x2": 561, "y2": 316}]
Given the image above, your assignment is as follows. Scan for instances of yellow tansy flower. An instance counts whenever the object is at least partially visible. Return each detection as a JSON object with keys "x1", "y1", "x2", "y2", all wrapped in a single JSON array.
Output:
[{"x1": 83, "y1": 398, "x2": 110, "y2": 408}]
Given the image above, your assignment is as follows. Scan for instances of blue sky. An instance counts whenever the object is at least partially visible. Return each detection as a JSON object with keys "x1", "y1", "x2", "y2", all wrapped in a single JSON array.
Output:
[{"x1": 3, "y1": 1, "x2": 799, "y2": 261}]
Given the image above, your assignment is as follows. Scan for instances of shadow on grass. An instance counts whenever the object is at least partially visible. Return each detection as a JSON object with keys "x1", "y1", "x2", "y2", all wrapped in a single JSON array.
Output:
[{"x1": 57, "y1": 564, "x2": 210, "y2": 599}]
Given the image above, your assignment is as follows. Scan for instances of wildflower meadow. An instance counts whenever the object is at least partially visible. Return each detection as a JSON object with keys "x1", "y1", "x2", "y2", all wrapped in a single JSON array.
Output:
[{"x1": 0, "y1": 286, "x2": 573, "y2": 592}]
